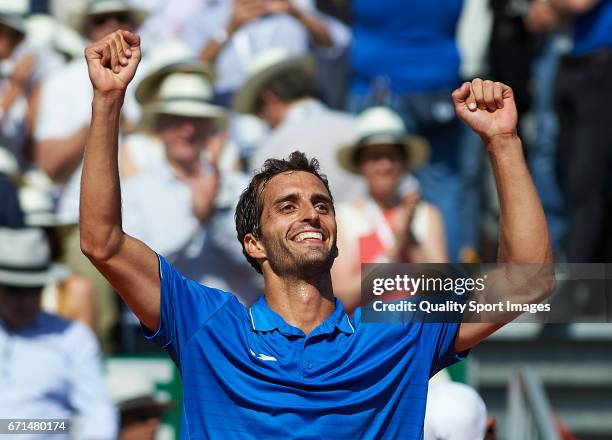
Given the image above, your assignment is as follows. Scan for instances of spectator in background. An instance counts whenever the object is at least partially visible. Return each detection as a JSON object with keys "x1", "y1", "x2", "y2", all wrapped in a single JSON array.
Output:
[
  {"x1": 347, "y1": 0, "x2": 473, "y2": 262},
  {"x1": 34, "y1": 0, "x2": 146, "y2": 192},
  {"x1": 0, "y1": 228, "x2": 117, "y2": 440},
  {"x1": 552, "y1": 0, "x2": 612, "y2": 262},
  {"x1": 182, "y1": 0, "x2": 350, "y2": 105},
  {"x1": 18, "y1": 181, "x2": 97, "y2": 329},
  {"x1": 234, "y1": 47, "x2": 366, "y2": 202},
  {"x1": 32, "y1": 0, "x2": 147, "y2": 352},
  {"x1": 129, "y1": 0, "x2": 206, "y2": 49},
  {"x1": 121, "y1": 61, "x2": 260, "y2": 304},
  {"x1": 0, "y1": 3, "x2": 62, "y2": 169},
  {"x1": 332, "y1": 107, "x2": 447, "y2": 312}
]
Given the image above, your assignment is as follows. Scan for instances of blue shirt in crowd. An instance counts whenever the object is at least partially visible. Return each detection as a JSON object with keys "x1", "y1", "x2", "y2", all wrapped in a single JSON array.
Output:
[
  {"x1": 350, "y1": 0, "x2": 463, "y2": 95},
  {"x1": 145, "y1": 256, "x2": 467, "y2": 439},
  {"x1": 572, "y1": 0, "x2": 612, "y2": 55},
  {"x1": 0, "y1": 313, "x2": 117, "y2": 440}
]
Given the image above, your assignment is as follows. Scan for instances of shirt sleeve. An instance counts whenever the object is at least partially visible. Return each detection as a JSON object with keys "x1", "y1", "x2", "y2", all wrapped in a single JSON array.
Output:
[
  {"x1": 66, "y1": 323, "x2": 118, "y2": 440},
  {"x1": 419, "y1": 322, "x2": 469, "y2": 377},
  {"x1": 143, "y1": 254, "x2": 231, "y2": 360},
  {"x1": 294, "y1": 0, "x2": 352, "y2": 57}
]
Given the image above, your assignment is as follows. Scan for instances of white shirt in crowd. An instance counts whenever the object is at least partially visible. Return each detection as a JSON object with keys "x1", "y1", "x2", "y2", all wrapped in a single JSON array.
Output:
[
  {"x1": 34, "y1": 57, "x2": 147, "y2": 222},
  {"x1": 181, "y1": 0, "x2": 351, "y2": 95},
  {"x1": 120, "y1": 159, "x2": 261, "y2": 304},
  {"x1": 251, "y1": 98, "x2": 367, "y2": 203}
]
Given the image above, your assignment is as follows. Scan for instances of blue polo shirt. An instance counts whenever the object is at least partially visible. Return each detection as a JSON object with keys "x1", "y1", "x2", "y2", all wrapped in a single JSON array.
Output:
[
  {"x1": 572, "y1": 0, "x2": 612, "y2": 55},
  {"x1": 145, "y1": 256, "x2": 467, "y2": 439}
]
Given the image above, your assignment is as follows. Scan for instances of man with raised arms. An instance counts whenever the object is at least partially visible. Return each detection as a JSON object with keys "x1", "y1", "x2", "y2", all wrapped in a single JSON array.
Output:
[{"x1": 80, "y1": 30, "x2": 554, "y2": 439}]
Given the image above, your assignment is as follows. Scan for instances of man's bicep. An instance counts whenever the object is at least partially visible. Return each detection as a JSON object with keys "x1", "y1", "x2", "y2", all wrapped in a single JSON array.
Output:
[
  {"x1": 91, "y1": 234, "x2": 161, "y2": 331},
  {"x1": 456, "y1": 322, "x2": 504, "y2": 352}
]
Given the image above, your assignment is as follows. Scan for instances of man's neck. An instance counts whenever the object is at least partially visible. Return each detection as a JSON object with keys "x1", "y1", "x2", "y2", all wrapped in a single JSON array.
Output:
[{"x1": 263, "y1": 272, "x2": 335, "y2": 335}]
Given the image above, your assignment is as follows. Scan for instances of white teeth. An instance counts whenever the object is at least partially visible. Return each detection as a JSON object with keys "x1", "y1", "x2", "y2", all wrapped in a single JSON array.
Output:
[{"x1": 295, "y1": 232, "x2": 323, "y2": 242}]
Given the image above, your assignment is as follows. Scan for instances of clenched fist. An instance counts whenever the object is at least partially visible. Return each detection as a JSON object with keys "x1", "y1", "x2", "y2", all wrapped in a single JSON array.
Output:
[
  {"x1": 85, "y1": 30, "x2": 141, "y2": 95},
  {"x1": 452, "y1": 79, "x2": 518, "y2": 144}
]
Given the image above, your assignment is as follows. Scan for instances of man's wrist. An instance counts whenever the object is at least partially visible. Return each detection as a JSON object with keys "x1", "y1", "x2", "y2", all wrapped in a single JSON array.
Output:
[{"x1": 92, "y1": 90, "x2": 125, "y2": 112}]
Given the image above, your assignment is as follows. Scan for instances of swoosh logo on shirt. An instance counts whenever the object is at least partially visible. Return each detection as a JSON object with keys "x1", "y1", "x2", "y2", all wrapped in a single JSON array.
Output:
[{"x1": 250, "y1": 349, "x2": 277, "y2": 362}]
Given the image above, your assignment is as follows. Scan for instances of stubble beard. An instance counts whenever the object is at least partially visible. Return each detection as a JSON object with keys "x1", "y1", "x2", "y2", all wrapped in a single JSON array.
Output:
[{"x1": 263, "y1": 235, "x2": 338, "y2": 278}]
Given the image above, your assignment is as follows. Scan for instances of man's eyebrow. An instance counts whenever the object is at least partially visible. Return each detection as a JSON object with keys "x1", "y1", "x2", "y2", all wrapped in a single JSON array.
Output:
[
  {"x1": 272, "y1": 193, "x2": 301, "y2": 206},
  {"x1": 311, "y1": 193, "x2": 333, "y2": 204}
]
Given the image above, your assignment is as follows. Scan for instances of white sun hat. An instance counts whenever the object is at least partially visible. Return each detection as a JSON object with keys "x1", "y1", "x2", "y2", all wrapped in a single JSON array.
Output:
[
  {"x1": 232, "y1": 47, "x2": 316, "y2": 115},
  {"x1": 69, "y1": 0, "x2": 147, "y2": 35},
  {"x1": 0, "y1": 0, "x2": 28, "y2": 36},
  {"x1": 134, "y1": 40, "x2": 225, "y2": 123},
  {"x1": 139, "y1": 71, "x2": 227, "y2": 122},
  {"x1": 337, "y1": 107, "x2": 430, "y2": 174},
  {"x1": 25, "y1": 14, "x2": 86, "y2": 59},
  {"x1": 0, "y1": 228, "x2": 69, "y2": 287}
]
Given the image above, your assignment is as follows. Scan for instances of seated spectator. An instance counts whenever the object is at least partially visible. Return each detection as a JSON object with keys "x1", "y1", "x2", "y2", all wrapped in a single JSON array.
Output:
[
  {"x1": 332, "y1": 107, "x2": 446, "y2": 311},
  {"x1": 234, "y1": 47, "x2": 366, "y2": 202},
  {"x1": 424, "y1": 381, "x2": 488, "y2": 440},
  {"x1": 32, "y1": 0, "x2": 148, "y2": 353},
  {"x1": 121, "y1": 61, "x2": 261, "y2": 304},
  {"x1": 348, "y1": 0, "x2": 476, "y2": 263},
  {"x1": 182, "y1": 0, "x2": 350, "y2": 104},
  {"x1": 0, "y1": 228, "x2": 117, "y2": 440},
  {"x1": 1, "y1": 3, "x2": 62, "y2": 168},
  {"x1": 34, "y1": 0, "x2": 147, "y2": 190},
  {"x1": 119, "y1": 39, "x2": 241, "y2": 179},
  {"x1": 19, "y1": 180, "x2": 96, "y2": 329}
]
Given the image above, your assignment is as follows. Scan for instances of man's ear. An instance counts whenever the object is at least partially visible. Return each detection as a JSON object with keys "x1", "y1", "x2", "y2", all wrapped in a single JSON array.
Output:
[{"x1": 244, "y1": 233, "x2": 267, "y2": 261}]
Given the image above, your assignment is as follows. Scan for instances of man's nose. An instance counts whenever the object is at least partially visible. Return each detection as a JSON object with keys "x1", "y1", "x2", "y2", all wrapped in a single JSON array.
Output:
[
  {"x1": 301, "y1": 203, "x2": 320, "y2": 223},
  {"x1": 178, "y1": 121, "x2": 196, "y2": 137}
]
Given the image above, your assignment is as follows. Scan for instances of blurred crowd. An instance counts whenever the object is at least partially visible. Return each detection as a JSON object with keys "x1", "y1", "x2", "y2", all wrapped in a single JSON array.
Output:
[{"x1": 1, "y1": 0, "x2": 610, "y2": 438}]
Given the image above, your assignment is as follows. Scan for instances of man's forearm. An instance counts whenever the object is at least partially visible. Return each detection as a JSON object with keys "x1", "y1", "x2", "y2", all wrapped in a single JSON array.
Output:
[
  {"x1": 80, "y1": 92, "x2": 125, "y2": 260},
  {"x1": 487, "y1": 134, "x2": 552, "y2": 264}
]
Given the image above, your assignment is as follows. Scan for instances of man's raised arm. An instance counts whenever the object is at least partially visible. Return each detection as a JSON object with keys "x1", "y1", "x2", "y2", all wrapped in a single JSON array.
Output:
[
  {"x1": 452, "y1": 79, "x2": 555, "y2": 352},
  {"x1": 80, "y1": 31, "x2": 161, "y2": 331}
]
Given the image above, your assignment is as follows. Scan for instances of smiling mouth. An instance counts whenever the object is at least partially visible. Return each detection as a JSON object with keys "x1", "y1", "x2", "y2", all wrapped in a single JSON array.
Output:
[{"x1": 292, "y1": 231, "x2": 324, "y2": 243}]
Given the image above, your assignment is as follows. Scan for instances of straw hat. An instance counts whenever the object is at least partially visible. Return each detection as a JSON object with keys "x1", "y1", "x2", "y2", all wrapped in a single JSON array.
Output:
[
  {"x1": 0, "y1": 0, "x2": 28, "y2": 36},
  {"x1": 337, "y1": 107, "x2": 430, "y2": 174},
  {"x1": 233, "y1": 48, "x2": 316, "y2": 115},
  {"x1": 0, "y1": 228, "x2": 69, "y2": 287},
  {"x1": 25, "y1": 14, "x2": 86, "y2": 59},
  {"x1": 69, "y1": 0, "x2": 147, "y2": 35}
]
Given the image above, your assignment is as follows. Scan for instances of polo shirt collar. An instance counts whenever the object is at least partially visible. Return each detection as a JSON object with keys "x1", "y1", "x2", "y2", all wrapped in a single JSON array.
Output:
[{"x1": 248, "y1": 295, "x2": 355, "y2": 337}]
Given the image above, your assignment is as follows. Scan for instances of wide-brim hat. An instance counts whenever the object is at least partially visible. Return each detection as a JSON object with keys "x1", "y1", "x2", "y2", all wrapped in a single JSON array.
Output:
[
  {"x1": 0, "y1": 228, "x2": 69, "y2": 287},
  {"x1": 25, "y1": 14, "x2": 86, "y2": 59},
  {"x1": 69, "y1": 0, "x2": 147, "y2": 35},
  {"x1": 233, "y1": 48, "x2": 316, "y2": 115},
  {"x1": 0, "y1": 0, "x2": 28, "y2": 35},
  {"x1": 0, "y1": 14, "x2": 26, "y2": 36},
  {"x1": 337, "y1": 107, "x2": 430, "y2": 174},
  {"x1": 137, "y1": 66, "x2": 226, "y2": 125}
]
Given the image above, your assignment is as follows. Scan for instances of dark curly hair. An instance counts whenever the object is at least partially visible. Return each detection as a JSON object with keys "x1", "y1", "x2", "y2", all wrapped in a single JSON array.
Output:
[{"x1": 235, "y1": 151, "x2": 333, "y2": 274}]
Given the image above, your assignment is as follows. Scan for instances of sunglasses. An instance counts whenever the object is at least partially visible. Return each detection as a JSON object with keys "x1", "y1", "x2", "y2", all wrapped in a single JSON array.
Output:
[{"x1": 89, "y1": 13, "x2": 133, "y2": 27}]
